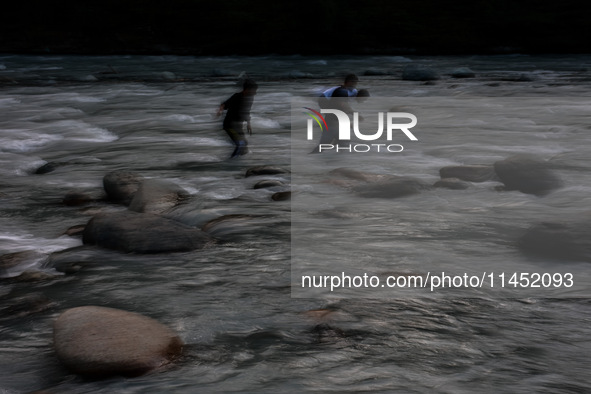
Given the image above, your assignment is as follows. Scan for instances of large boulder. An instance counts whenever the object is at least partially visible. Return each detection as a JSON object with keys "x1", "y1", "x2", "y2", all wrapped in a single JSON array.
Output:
[
  {"x1": 353, "y1": 177, "x2": 430, "y2": 198},
  {"x1": 53, "y1": 306, "x2": 183, "y2": 377},
  {"x1": 402, "y1": 65, "x2": 439, "y2": 81},
  {"x1": 128, "y1": 179, "x2": 190, "y2": 214},
  {"x1": 103, "y1": 171, "x2": 144, "y2": 205},
  {"x1": 519, "y1": 219, "x2": 591, "y2": 262},
  {"x1": 494, "y1": 156, "x2": 563, "y2": 196},
  {"x1": 83, "y1": 211, "x2": 215, "y2": 253},
  {"x1": 439, "y1": 165, "x2": 497, "y2": 183}
]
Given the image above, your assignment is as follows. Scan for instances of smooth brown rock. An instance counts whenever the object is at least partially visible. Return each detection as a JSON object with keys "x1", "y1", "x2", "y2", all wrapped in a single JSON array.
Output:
[{"x1": 53, "y1": 306, "x2": 183, "y2": 377}]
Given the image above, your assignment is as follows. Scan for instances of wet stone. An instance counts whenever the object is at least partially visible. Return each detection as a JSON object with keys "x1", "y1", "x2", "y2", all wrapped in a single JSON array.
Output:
[
  {"x1": 271, "y1": 191, "x2": 291, "y2": 201},
  {"x1": 103, "y1": 171, "x2": 144, "y2": 205},
  {"x1": 439, "y1": 165, "x2": 497, "y2": 183},
  {"x1": 494, "y1": 156, "x2": 563, "y2": 196},
  {"x1": 353, "y1": 177, "x2": 430, "y2": 199},
  {"x1": 254, "y1": 180, "x2": 285, "y2": 189},
  {"x1": 519, "y1": 218, "x2": 591, "y2": 262},
  {"x1": 83, "y1": 211, "x2": 215, "y2": 253},
  {"x1": 62, "y1": 191, "x2": 93, "y2": 206},
  {"x1": 53, "y1": 306, "x2": 183, "y2": 377},
  {"x1": 128, "y1": 179, "x2": 190, "y2": 214},
  {"x1": 245, "y1": 166, "x2": 290, "y2": 177},
  {"x1": 433, "y1": 178, "x2": 471, "y2": 190}
]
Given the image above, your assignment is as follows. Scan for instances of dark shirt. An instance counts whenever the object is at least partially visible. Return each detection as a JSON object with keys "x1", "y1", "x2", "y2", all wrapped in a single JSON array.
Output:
[
  {"x1": 222, "y1": 92, "x2": 254, "y2": 130},
  {"x1": 329, "y1": 87, "x2": 355, "y2": 114},
  {"x1": 331, "y1": 87, "x2": 350, "y2": 97}
]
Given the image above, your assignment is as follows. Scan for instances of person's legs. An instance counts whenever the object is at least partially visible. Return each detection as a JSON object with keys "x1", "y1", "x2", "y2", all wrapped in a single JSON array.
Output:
[
  {"x1": 224, "y1": 127, "x2": 248, "y2": 158},
  {"x1": 309, "y1": 115, "x2": 338, "y2": 153}
]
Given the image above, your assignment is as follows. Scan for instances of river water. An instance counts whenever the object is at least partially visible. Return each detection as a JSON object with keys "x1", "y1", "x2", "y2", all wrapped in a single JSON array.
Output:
[{"x1": 1, "y1": 54, "x2": 591, "y2": 393}]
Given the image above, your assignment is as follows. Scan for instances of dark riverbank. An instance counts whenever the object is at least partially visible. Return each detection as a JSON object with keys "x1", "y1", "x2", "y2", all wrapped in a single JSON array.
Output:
[{"x1": 2, "y1": 0, "x2": 589, "y2": 56}]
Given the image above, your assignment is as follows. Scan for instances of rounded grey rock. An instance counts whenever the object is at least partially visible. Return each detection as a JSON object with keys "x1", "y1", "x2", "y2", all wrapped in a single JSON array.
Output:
[
  {"x1": 83, "y1": 211, "x2": 215, "y2": 253},
  {"x1": 103, "y1": 171, "x2": 144, "y2": 205},
  {"x1": 494, "y1": 156, "x2": 562, "y2": 196}
]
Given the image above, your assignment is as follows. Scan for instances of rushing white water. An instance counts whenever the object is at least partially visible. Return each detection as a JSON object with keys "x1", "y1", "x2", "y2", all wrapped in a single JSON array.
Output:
[{"x1": 1, "y1": 54, "x2": 590, "y2": 393}]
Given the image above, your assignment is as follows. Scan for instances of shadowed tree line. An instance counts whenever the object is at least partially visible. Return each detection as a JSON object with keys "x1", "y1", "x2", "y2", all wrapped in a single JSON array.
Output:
[{"x1": 1, "y1": 0, "x2": 588, "y2": 55}]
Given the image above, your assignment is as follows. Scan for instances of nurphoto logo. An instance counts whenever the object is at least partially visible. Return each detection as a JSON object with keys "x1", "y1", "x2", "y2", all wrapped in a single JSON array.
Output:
[{"x1": 304, "y1": 107, "x2": 418, "y2": 153}]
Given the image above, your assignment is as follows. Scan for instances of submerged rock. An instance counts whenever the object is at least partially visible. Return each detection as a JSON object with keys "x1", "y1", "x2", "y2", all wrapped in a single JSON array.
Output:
[
  {"x1": 0, "y1": 293, "x2": 55, "y2": 319},
  {"x1": 310, "y1": 323, "x2": 349, "y2": 344},
  {"x1": 245, "y1": 166, "x2": 290, "y2": 177},
  {"x1": 35, "y1": 158, "x2": 100, "y2": 175},
  {"x1": 494, "y1": 156, "x2": 562, "y2": 196},
  {"x1": 450, "y1": 67, "x2": 476, "y2": 78},
  {"x1": 202, "y1": 214, "x2": 272, "y2": 240},
  {"x1": 364, "y1": 68, "x2": 390, "y2": 76},
  {"x1": 327, "y1": 168, "x2": 429, "y2": 199},
  {"x1": 439, "y1": 165, "x2": 497, "y2": 182},
  {"x1": 11, "y1": 270, "x2": 58, "y2": 282},
  {"x1": 502, "y1": 73, "x2": 537, "y2": 82},
  {"x1": 47, "y1": 246, "x2": 102, "y2": 274},
  {"x1": 62, "y1": 191, "x2": 94, "y2": 206},
  {"x1": 64, "y1": 224, "x2": 86, "y2": 237},
  {"x1": 402, "y1": 65, "x2": 439, "y2": 81},
  {"x1": 35, "y1": 162, "x2": 64, "y2": 174},
  {"x1": 353, "y1": 177, "x2": 430, "y2": 199},
  {"x1": 433, "y1": 178, "x2": 470, "y2": 190},
  {"x1": 128, "y1": 179, "x2": 190, "y2": 214},
  {"x1": 211, "y1": 68, "x2": 234, "y2": 77},
  {"x1": 103, "y1": 171, "x2": 144, "y2": 205},
  {"x1": 329, "y1": 168, "x2": 391, "y2": 183},
  {"x1": 315, "y1": 209, "x2": 362, "y2": 219},
  {"x1": 53, "y1": 306, "x2": 183, "y2": 377},
  {"x1": 272, "y1": 191, "x2": 291, "y2": 201},
  {"x1": 161, "y1": 71, "x2": 176, "y2": 80},
  {"x1": 83, "y1": 211, "x2": 215, "y2": 253},
  {"x1": 519, "y1": 219, "x2": 591, "y2": 262},
  {"x1": 254, "y1": 180, "x2": 285, "y2": 189},
  {"x1": 0, "y1": 250, "x2": 46, "y2": 278}
]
